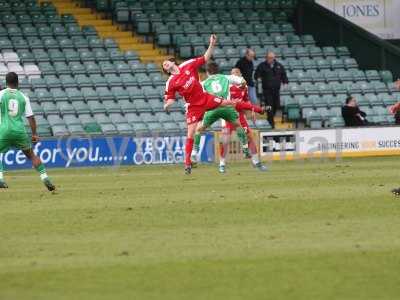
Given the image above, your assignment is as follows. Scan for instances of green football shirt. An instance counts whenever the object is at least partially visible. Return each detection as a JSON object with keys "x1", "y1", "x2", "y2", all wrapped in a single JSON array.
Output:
[
  {"x1": 202, "y1": 74, "x2": 244, "y2": 100},
  {"x1": 0, "y1": 88, "x2": 33, "y2": 133}
]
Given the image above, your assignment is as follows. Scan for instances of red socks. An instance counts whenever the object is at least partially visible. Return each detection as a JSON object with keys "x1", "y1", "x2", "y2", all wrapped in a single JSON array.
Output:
[{"x1": 185, "y1": 138, "x2": 194, "y2": 166}]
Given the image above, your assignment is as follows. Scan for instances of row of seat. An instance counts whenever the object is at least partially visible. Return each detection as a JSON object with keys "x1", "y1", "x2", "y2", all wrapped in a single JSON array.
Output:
[
  {"x1": 30, "y1": 98, "x2": 172, "y2": 116},
  {"x1": 23, "y1": 86, "x2": 166, "y2": 102},
  {"x1": 2, "y1": 61, "x2": 158, "y2": 79},
  {"x1": 180, "y1": 44, "x2": 346, "y2": 60},
  {"x1": 0, "y1": 1, "x2": 56, "y2": 14},
  {"x1": 103, "y1": 0, "x2": 297, "y2": 12},
  {"x1": 0, "y1": 13, "x2": 77, "y2": 26},
  {"x1": 287, "y1": 69, "x2": 393, "y2": 84},
  {"x1": 0, "y1": 36, "x2": 118, "y2": 52},
  {"x1": 23, "y1": 73, "x2": 165, "y2": 89},
  {"x1": 281, "y1": 81, "x2": 398, "y2": 97},
  {"x1": 308, "y1": 110, "x2": 395, "y2": 129},
  {"x1": 214, "y1": 57, "x2": 359, "y2": 73},
  {"x1": 283, "y1": 93, "x2": 400, "y2": 109},
  {"x1": 155, "y1": 22, "x2": 295, "y2": 36},
  {"x1": 31, "y1": 110, "x2": 272, "y2": 137},
  {"x1": 0, "y1": 24, "x2": 98, "y2": 39}
]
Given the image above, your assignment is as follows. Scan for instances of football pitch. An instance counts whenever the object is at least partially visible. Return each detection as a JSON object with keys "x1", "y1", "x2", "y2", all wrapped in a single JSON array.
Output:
[{"x1": 1, "y1": 156, "x2": 400, "y2": 300}]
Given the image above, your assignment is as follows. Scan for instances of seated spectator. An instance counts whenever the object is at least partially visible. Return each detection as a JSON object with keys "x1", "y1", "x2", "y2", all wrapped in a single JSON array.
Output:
[
  {"x1": 342, "y1": 96, "x2": 368, "y2": 127},
  {"x1": 389, "y1": 79, "x2": 400, "y2": 124}
]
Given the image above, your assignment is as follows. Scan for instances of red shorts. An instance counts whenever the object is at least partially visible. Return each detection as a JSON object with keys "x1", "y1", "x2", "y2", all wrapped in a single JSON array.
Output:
[
  {"x1": 186, "y1": 94, "x2": 223, "y2": 125},
  {"x1": 225, "y1": 112, "x2": 250, "y2": 133}
]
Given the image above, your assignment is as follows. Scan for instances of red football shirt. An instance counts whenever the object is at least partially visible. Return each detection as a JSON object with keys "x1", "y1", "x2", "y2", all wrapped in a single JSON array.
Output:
[
  {"x1": 164, "y1": 56, "x2": 208, "y2": 107},
  {"x1": 230, "y1": 84, "x2": 250, "y2": 103}
]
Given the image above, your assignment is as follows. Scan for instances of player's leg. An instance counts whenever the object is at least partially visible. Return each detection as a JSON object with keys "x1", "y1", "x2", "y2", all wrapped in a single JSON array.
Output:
[
  {"x1": 184, "y1": 120, "x2": 199, "y2": 174},
  {"x1": 225, "y1": 110, "x2": 250, "y2": 158},
  {"x1": 0, "y1": 138, "x2": 9, "y2": 188},
  {"x1": 238, "y1": 114, "x2": 267, "y2": 171},
  {"x1": 191, "y1": 109, "x2": 221, "y2": 164},
  {"x1": 22, "y1": 148, "x2": 55, "y2": 191},
  {"x1": 218, "y1": 125, "x2": 233, "y2": 173},
  {"x1": 0, "y1": 159, "x2": 7, "y2": 188}
]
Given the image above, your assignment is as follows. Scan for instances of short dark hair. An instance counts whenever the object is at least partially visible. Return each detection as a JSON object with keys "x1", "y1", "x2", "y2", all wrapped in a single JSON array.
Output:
[
  {"x1": 206, "y1": 61, "x2": 219, "y2": 75},
  {"x1": 6, "y1": 72, "x2": 18, "y2": 88},
  {"x1": 345, "y1": 96, "x2": 354, "y2": 104},
  {"x1": 161, "y1": 57, "x2": 176, "y2": 75}
]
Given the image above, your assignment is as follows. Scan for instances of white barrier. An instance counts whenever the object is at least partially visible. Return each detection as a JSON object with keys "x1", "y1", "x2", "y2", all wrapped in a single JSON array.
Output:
[{"x1": 260, "y1": 126, "x2": 400, "y2": 160}]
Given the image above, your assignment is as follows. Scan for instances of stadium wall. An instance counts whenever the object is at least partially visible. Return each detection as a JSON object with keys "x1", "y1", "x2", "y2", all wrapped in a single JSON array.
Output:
[{"x1": 296, "y1": 0, "x2": 400, "y2": 79}]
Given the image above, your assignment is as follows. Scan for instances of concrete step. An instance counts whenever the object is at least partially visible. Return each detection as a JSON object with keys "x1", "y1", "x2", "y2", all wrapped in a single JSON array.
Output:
[
  {"x1": 97, "y1": 31, "x2": 133, "y2": 39},
  {"x1": 77, "y1": 19, "x2": 112, "y2": 26},
  {"x1": 56, "y1": 8, "x2": 92, "y2": 15}
]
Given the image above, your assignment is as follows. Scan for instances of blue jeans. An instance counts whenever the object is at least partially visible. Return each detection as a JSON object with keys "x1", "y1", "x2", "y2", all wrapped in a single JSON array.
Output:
[{"x1": 248, "y1": 86, "x2": 257, "y2": 104}]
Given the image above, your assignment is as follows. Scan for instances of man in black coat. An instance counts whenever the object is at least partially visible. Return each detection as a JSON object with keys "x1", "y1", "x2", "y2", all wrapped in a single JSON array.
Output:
[
  {"x1": 235, "y1": 49, "x2": 257, "y2": 104},
  {"x1": 341, "y1": 96, "x2": 368, "y2": 127},
  {"x1": 254, "y1": 52, "x2": 288, "y2": 128}
]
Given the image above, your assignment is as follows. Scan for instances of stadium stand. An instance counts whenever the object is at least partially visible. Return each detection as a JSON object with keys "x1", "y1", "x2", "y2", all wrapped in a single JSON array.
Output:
[
  {"x1": 81, "y1": 0, "x2": 400, "y2": 129},
  {"x1": 1, "y1": 0, "x2": 398, "y2": 138}
]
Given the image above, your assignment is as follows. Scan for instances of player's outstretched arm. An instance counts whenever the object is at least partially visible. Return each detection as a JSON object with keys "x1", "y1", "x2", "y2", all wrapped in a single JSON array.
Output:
[
  {"x1": 164, "y1": 99, "x2": 175, "y2": 112},
  {"x1": 27, "y1": 116, "x2": 39, "y2": 143},
  {"x1": 204, "y1": 34, "x2": 217, "y2": 62}
]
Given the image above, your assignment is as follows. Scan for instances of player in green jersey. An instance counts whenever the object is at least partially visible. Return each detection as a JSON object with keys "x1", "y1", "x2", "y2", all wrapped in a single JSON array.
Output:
[
  {"x1": 191, "y1": 62, "x2": 250, "y2": 167},
  {"x1": 0, "y1": 72, "x2": 55, "y2": 191}
]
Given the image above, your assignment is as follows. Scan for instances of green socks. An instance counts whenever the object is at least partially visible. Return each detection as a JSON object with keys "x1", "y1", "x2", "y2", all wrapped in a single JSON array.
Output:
[
  {"x1": 194, "y1": 133, "x2": 201, "y2": 153},
  {"x1": 236, "y1": 127, "x2": 249, "y2": 150},
  {"x1": 35, "y1": 163, "x2": 49, "y2": 181},
  {"x1": 0, "y1": 161, "x2": 4, "y2": 181}
]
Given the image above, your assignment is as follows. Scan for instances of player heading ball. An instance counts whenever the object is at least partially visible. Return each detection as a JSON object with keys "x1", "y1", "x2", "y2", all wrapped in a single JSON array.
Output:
[{"x1": 162, "y1": 34, "x2": 239, "y2": 174}]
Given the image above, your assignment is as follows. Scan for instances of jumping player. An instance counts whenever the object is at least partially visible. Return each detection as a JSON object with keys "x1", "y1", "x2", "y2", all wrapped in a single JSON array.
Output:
[
  {"x1": 162, "y1": 34, "x2": 236, "y2": 174},
  {"x1": 0, "y1": 72, "x2": 55, "y2": 191},
  {"x1": 218, "y1": 68, "x2": 267, "y2": 173},
  {"x1": 190, "y1": 62, "x2": 251, "y2": 169},
  {"x1": 192, "y1": 66, "x2": 266, "y2": 173}
]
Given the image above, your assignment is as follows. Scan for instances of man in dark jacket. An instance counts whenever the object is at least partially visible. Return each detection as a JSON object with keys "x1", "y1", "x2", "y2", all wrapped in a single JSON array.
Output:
[
  {"x1": 235, "y1": 49, "x2": 257, "y2": 104},
  {"x1": 341, "y1": 96, "x2": 368, "y2": 127},
  {"x1": 254, "y1": 52, "x2": 288, "y2": 128}
]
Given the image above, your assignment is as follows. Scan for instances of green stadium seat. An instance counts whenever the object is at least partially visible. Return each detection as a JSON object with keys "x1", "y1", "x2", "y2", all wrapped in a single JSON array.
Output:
[
  {"x1": 41, "y1": 101, "x2": 58, "y2": 114},
  {"x1": 119, "y1": 100, "x2": 136, "y2": 113},
  {"x1": 72, "y1": 101, "x2": 91, "y2": 114},
  {"x1": 65, "y1": 88, "x2": 83, "y2": 102},
  {"x1": 70, "y1": 62, "x2": 86, "y2": 75},
  {"x1": 380, "y1": 70, "x2": 393, "y2": 83},
  {"x1": 51, "y1": 88, "x2": 68, "y2": 102},
  {"x1": 57, "y1": 101, "x2": 75, "y2": 114},
  {"x1": 57, "y1": 75, "x2": 75, "y2": 89},
  {"x1": 90, "y1": 74, "x2": 108, "y2": 87},
  {"x1": 81, "y1": 87, "x2": 99, "y2": 101}
]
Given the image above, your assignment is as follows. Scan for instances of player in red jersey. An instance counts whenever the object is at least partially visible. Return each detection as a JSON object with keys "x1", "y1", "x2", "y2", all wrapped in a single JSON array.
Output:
[
  {"x1": 162, "y1": 34, "x2": 235, "y2": 174},
  {"x1": 219, "y1": 68, "x2": 267, "y2": 172}
]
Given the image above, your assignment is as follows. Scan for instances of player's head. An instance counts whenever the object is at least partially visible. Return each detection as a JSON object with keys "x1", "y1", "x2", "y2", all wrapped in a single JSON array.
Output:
[
  {"x1": 346, "y1": 96, "x2": 357, "y2": 107},
  {"x1": 245, "y1": 49, "x2": 255, "y2": 61},
  {"x1": 266, "y1": 52, "x2": 276, "y2": 64},
  {"x1": 206, "y1": 61, "x2": 219, "y2": 76},
  {"x1": 162, "y1": 58, "x2": 177, "y2": 75},
  {"x1": 6, "y1": 72, "x2": 18, "y2": 89},
  {"x1": 231, "y1": 68, "x2": 242, "y2": 77}
]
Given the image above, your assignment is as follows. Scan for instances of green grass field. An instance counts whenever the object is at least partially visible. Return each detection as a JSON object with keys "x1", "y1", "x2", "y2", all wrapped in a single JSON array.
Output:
[{"x1": 1, "y1": 156, "x2": 400, "y2": 300}]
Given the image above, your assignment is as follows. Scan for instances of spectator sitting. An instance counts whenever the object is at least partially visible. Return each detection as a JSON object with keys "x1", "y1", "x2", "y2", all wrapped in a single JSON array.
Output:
[
  {"x1": 388, "y1": 79, "x2": 400, "y2": 124},
  {"x1": 342, "y1": 96, "x2": 368, "y2": 127}
]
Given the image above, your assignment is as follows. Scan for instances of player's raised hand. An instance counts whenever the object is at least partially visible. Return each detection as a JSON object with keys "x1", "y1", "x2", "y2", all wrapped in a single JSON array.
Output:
[
  {"x1": 209, "y1": 34, "x2": 217, "y2": 47},
  {"x1": 31, "y1": 134, "x2": 40, "y2": 143}
]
